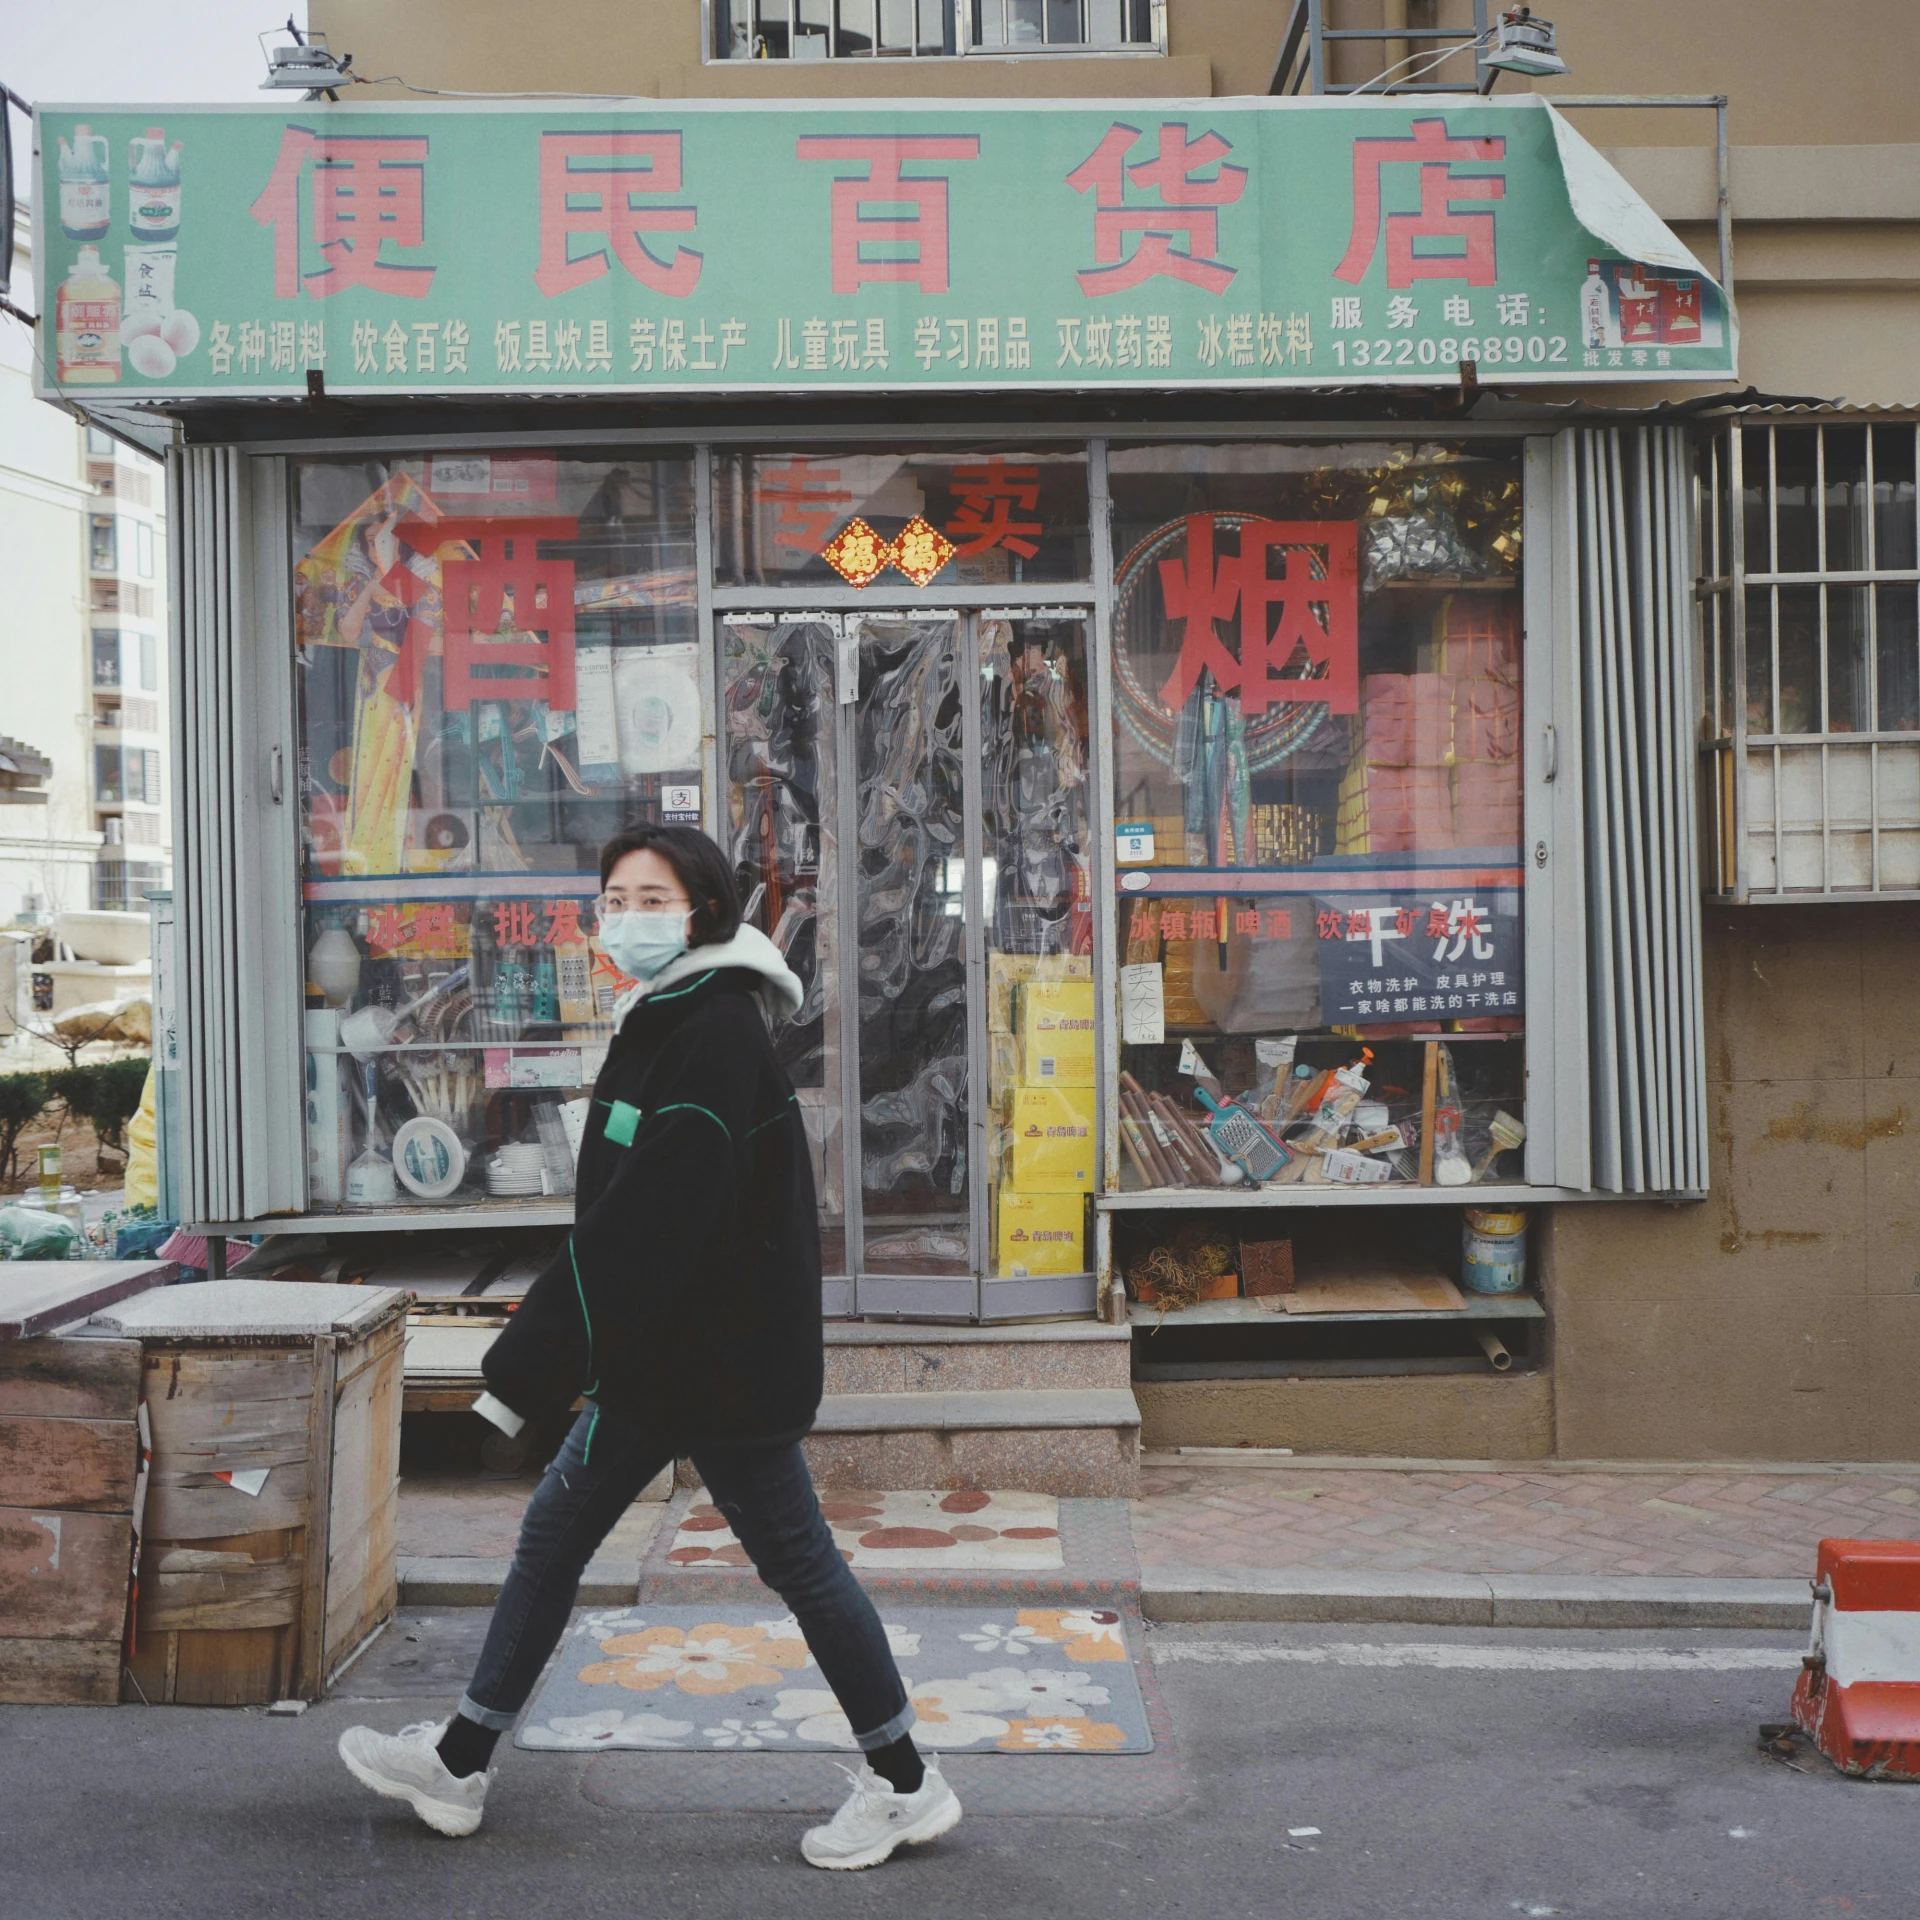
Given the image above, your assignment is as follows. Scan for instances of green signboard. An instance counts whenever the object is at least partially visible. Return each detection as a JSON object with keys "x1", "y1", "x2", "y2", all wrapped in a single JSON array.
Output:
[{"x1": 35, "y1": 96, "x2": 1734, "y2": 402}]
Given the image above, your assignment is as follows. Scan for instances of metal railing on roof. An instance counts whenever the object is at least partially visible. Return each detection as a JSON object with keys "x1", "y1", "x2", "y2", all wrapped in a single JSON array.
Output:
[{"x1": 1271, "y1": 0, "x2": 1492, "y2": 96}]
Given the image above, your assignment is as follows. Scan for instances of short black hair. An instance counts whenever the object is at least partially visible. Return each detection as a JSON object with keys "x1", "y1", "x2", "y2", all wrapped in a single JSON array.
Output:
[{"x1": 597, "y1": 823, "x2": 742, "y2": 948}]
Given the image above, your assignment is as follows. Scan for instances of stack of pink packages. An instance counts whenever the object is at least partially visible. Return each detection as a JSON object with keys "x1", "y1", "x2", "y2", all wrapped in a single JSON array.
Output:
[{"x1": 1362, "y1": 673, "x2": 1457, "y2": 768}]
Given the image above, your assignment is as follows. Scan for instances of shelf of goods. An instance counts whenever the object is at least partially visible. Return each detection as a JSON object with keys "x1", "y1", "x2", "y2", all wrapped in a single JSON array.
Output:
[{"x1": 1126, "y1": 1292, "x2": 1543, "y2": 1327}]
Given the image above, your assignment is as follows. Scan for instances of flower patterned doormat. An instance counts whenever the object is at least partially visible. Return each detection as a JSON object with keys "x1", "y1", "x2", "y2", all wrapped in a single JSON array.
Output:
[
  {"x1": 517, "y1": 1604, "x2": 1153, "y2": 1755},
  {"x1": 669, "y1": 1489, "x2": 1065, "y2": 1572}
]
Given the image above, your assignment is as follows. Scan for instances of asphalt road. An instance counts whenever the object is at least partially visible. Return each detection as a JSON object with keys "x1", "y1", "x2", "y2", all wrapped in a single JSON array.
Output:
[{"x1": 4, "y1": 1615, "x2": 1914, "y2": 1920}]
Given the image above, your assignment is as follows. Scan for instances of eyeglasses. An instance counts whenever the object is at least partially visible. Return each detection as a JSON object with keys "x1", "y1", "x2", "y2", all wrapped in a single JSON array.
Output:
[{"x1": 596, "y1": 890, "x2": 691, "y2": 917}]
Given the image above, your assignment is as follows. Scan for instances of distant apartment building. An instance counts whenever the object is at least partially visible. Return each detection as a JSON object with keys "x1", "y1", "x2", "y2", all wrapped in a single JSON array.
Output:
[{"x1": 1, "y1": 212, "x2": 171, "y2": 924}]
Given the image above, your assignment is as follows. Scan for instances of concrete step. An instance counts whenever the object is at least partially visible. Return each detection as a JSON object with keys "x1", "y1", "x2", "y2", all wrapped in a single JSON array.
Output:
[
  {"x1": 823, "y1": 1320, "x2": 1132, "y2": 1395},
  {"x1": 815, "y1": 1387, "x2": 1140, "y2": 1432},
  {"x1": 803, "y1": 1383, "x2": 1142, "y2": 1499}
]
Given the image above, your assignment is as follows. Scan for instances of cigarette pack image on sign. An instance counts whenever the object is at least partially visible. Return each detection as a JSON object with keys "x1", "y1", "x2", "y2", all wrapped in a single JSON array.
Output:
[
  {"x1": 1017, "y1": 979, "x2": 1096, "y2": 1086},
  {"x1": 996, "y1": 1190, "x2": 1085, "y2": 1277},
  {"x1": 1008, "y1": 1084, "x2": 1096, "y2": 1191}
]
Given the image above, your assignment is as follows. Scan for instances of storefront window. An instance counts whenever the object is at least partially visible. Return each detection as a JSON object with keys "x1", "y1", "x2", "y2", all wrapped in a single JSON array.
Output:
[
  {"x1": 1106, "y1": 442, "x2": 1527, "y2": 1192},
  {"x1": 713, "y1": 447, "x2": 1089, "y2": 590},
  {"x1": 293, "y1": 450, "x2": 697, "y2": 1214}
]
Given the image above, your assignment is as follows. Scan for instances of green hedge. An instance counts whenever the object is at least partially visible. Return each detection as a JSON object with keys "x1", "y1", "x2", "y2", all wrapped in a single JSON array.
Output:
[
  {"x1": 0, "y1": 1072, "x2": 49, "y2": 1185},
  {"x1": 48, "y1": 1059, "x2": 151, "y2": 1159},
  {"x1": 0, "y1": 1057, "x2": 151, "y2": 1179}
]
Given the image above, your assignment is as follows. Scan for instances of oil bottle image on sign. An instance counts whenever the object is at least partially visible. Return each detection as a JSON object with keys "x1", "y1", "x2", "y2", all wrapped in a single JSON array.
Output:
[{"x1": 56, "y1": 247, "x2": 122, "y2": 384}]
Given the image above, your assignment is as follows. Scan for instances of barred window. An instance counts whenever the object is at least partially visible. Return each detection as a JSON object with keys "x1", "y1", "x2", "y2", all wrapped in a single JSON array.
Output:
[
  {"x1": 1702, "y1": 417, "x2": 1920, "y2": 899},
  {"x1": 709, "y1": 0, "x2": 1161, "y2": 59}
]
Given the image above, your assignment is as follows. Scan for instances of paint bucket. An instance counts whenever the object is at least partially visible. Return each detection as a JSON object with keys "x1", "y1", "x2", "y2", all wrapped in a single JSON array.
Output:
[{"x1": 1462, "y1": 1207, "x2": 1527, "y2": 1294}]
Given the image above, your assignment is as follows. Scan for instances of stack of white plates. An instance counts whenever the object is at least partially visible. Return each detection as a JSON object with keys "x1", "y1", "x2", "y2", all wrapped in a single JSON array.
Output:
[{"x1": 486, "y1": 1143, "x2": 549, "y2": 1197}]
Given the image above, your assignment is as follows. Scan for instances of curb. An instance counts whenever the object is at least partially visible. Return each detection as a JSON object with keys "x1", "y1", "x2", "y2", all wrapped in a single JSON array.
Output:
[
  {"x1": 397, "y1": 1554, "x2": 1811, "y2": 1630},
  {"x1": 398, "y1": 1556, "x2": 640, "y2": 1608},
  {"x1": 1138, "y1": 1568, "x2": 1811, "y2": 1630}
]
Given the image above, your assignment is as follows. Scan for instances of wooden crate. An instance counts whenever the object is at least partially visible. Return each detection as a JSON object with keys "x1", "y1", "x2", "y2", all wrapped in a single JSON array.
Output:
[
  {"x1": 100, "y1": 1284, "x2": 407, "y2": 1706},
  {"x1": 0, "y1": 1334, "x2": 142, "y2": 1705},
  {"x1": 0, "y1": 1262, "x2": 174, "y2": 1707}
]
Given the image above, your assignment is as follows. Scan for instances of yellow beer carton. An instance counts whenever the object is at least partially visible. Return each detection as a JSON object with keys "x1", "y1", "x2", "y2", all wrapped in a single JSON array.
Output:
[
  {"x1": 1016, "y1": 979, "x2": 1096, "y2": 1087},
  {"x1": 1007, "y1": 1084, "x2": 1096, "y2": 1192},
  {"x1": 989, "y1": 952, "x2": 1091, "y2": 1033},
  {"x1": 996, "y1": 1190, "x2": 1086, "y2": 1277}
]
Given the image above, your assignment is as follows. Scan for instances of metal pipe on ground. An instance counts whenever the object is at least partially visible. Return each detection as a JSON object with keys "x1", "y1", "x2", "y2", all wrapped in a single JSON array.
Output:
[{"x1": 1475, "y1": 1327, "x2": 1514, "y2": 1372}]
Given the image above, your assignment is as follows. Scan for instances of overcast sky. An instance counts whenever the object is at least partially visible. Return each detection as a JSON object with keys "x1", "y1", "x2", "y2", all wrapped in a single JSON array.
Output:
[{"x1": 5, "y1": 0, "x2": 304, "y2": 233}]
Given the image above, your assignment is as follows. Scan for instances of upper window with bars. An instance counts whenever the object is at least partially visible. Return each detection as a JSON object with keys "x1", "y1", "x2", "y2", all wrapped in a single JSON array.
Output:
[
  {"x1": 709, "y1": 0, "x2": 1162, "y2": 59},
  {"x1": 1701, "y1": 418, "x2": 1920, "y2": 900}
]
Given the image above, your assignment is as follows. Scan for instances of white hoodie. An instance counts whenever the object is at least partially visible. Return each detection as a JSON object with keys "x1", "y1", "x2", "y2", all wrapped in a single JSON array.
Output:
[{"x1": 610, "y1": 921, "x2": 805, "y2": 1034}]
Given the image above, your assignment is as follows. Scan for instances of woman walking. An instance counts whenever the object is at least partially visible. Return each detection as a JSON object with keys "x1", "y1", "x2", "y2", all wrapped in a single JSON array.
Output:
[{"x1": 337, "y1": 824, "x2": 959, "y2": 1869}]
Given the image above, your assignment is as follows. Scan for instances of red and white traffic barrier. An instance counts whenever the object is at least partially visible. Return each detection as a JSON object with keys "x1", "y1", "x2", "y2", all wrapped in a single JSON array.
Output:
[{"x1": 1791, "y1": 1537, "x2": 1920, "y2": 1781}]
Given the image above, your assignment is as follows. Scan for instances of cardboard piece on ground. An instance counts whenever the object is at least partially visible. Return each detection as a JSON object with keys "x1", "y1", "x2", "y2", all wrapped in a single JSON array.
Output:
[{"x1": 1282, "y1": 1263, "x2": 1467, "y2": 1314}]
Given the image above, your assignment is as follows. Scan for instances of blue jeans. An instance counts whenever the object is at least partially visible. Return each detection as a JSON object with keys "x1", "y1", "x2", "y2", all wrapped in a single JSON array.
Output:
[{"x1": 457, "y1": 1408, "x2": 914, "y2": 1751}]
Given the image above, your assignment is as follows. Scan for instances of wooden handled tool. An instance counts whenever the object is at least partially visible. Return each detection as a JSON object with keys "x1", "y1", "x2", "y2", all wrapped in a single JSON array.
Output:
[
  {"x1": 1119, "y1": 1083, "x2": 1183, "y2": 1187},
  {"x1": 1471, "y1": 1108, "x2": 1527, "y2": 1181},
  {"x1": 1151, "y1": 1091, "x2": 1225, "y2": 1187}
]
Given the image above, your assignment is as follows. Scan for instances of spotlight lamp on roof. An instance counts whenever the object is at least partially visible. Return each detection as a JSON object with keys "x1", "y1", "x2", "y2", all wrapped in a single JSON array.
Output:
[
  {"x1": 258, "y1": 19, "x2": 355, "y2": 100},
  {"x1": 1480, "y1": 8, "x2": 1568, "y2": 90}
]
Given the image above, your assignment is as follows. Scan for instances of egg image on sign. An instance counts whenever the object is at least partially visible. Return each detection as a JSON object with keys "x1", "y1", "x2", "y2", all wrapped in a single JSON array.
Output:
[
  {"x1": 612, "y1": 644, "x2": 703, "y2": 777},
  {"x1": 128, "y1": 333, "x2": 177, "y2": 378}
]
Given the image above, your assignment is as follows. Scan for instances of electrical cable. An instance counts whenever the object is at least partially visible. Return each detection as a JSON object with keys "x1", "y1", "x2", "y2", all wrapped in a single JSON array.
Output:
[{"x1": 1349, "y1": 28, "x2": 1496, "y2": 96}]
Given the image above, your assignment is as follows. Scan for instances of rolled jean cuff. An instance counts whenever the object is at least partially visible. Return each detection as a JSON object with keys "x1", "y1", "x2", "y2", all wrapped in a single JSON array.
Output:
[
  {"x1": 457, "y1": 1692, "x2": 521, "y2": 1733},
  {"x1": 852, "y1": 1701, "x2": 917, "y2": 1752}
]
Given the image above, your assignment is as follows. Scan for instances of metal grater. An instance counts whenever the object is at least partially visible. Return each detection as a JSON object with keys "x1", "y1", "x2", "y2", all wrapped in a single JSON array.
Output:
[{"x1": 1195, "y1": 1089, "x2": 1291, "y2": 1183}]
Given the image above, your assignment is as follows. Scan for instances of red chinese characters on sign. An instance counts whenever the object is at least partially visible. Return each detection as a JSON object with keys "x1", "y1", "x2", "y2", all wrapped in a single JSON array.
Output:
[
  {"x1": 795, "y1": 136, "x2": 982, "y2": 296},
  {"x1": 388, "y1": 519, "x2": 579, "y2": 712},
  {"x1": 494, "y1": 901, "x2": 538, "y2": 945},
  {"x1": 534, "y1": 132, "x2": 701, "y2": 300},
  {"x1": 1334, "y1": 118, "x2": 1506, "y2": 289},
  {"x1": 364, "y1": 902, "x2": 467, "y2": 959},
  {"x1": 1066, "y1": 121, "x2": 1247, "y2": 297},
  {"x1": 1152, "y1": 902, "x2": 1299, "y2": 946},
  {"x1": 543, "y1": 899, "x2": 585, "y2": 946},
  {"x1": 250, "y1": 127, "x2": 436, "y2": 300},
  {"x1": 1157, "y1": 516, "x2": 1360, "y2": 718},
  {"x1": 754, "y1": 458, "x2": 855, "y2": 556},
  {"x1": 366, "y1": 905, "x2": 413, "y2": 955},
  {"x1": 944, "y1": 458, "x2": 1043, "y2": 559}
]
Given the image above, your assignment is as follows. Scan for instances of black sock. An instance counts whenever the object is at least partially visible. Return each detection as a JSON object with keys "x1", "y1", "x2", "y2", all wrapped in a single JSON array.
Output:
[
  {"x1": 437, "y1": 1714, "x2": 501, "y2": 1780},
  {"x1": 866, "y1": 1734, "x2": 926, "y2": 1795}
]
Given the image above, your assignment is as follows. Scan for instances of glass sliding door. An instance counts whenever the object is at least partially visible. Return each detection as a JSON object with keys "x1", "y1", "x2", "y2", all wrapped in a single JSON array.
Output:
[
  {"x1": 723, "y1": 607, "x2": 1094, "y2": 1319},
  {"x1": 721, "y1": 615, "x2": 846, "y2": 1284},
  {"x1": 849, "y1": 614, "x2": 972, "y2": 1292}
]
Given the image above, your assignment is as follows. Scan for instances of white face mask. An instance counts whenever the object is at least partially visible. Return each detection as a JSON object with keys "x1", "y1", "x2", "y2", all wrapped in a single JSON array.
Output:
[{"x1": 598, "y1": 909, "x2": 689, "y2": 982}]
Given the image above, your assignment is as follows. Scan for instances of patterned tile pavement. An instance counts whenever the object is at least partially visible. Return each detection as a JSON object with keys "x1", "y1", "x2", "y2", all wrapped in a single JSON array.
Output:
[{"x1": 1131, "y1": 1465, "x2": 1920, "y2": 1580}]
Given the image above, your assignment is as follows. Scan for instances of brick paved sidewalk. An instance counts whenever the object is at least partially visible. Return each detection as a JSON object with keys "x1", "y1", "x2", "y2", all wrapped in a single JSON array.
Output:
[{"x1": 1131, "y1": 1463, "x2": 1920, "y2": 1581}]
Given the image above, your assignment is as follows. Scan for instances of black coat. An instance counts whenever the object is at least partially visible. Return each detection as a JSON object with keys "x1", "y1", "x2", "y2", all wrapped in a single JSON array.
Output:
[{"x1": 482, "y1": 966, "x2": 823, "y2": 1445}]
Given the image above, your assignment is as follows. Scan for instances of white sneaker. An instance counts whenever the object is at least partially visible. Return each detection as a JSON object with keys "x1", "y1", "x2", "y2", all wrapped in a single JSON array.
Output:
[
  {"x1": 337, "y1": 1720, "x2": 490, "y2": 1837},
  {"x1": 801, "y1": 1760, "x2": 962, "y2": 1871}
]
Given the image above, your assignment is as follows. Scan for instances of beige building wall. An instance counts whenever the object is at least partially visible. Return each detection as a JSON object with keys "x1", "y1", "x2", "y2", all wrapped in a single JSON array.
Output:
[
  {"x1": 1547, "y1": 907, "x2": 1920, "y2": 1463},
  {"x1": 308, "y1": 0, "x2": 1919, "y2": 1460}
]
